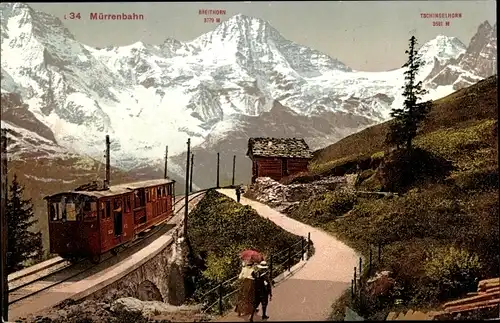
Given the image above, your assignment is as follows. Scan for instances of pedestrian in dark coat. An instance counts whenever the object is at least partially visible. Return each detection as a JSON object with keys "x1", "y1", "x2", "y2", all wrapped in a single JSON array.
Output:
[
  {"x1": 236, "y1": 186, "x2": 241, "y2": 202},
  {"x1": 249, "y1": 261, "x2": 272, "y2": 321}
]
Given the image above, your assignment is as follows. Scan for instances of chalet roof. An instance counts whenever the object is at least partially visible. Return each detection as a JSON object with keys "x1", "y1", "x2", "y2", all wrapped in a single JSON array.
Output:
[
  {"x1": 44, "y1": 178, "x2": 175, "y2": 199},
  {"x1": 247, "y1": 137, "x2": 312, "y2": 159}
]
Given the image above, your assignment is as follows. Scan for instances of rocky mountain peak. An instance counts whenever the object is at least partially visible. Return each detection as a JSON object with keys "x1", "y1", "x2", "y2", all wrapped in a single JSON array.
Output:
[{"x1": 458, "y1": 20, "x2": 497, "y2": 78}]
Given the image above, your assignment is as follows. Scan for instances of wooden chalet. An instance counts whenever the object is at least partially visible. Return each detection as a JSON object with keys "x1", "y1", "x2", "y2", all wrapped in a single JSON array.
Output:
[{"x1": 246, "y1": 137, "x2": 312, "y2": 183}]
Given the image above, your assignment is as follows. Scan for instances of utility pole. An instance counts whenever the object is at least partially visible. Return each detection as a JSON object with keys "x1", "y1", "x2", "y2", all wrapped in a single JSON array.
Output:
[
  {"x1": 164, "y1": 146, "x2": 168, "y2": 179},
  {"x1": 104, "y1": 135, "x2": 110, "y2": 189},
  {"x1": 216, "y1": 152, "x2": 220, "y2": 188},
  {"x1": 1, "y1": 129, "x2": 8, "y2": 322},
  {"x1": 189, "y1": 153, "x2": 194, "y2": 193},
  {"x1": 183, "y1": 139, "x2": 191, "y2": 238},
  {"x1": 232, "y1": 155, "x2": 236, "y2": 187}
]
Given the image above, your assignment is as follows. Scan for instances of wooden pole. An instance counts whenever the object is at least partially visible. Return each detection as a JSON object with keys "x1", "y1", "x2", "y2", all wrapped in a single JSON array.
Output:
[
  {"x1": 164, "y1": 146, "x2": 168, "y2": 179},
  {"x1": 183, "y1": 139, "x2": 191, "y2": 238},
  {"x1": 231, "y1": 155, "x2": 236, "y2": 187},
  {"x1": 1, "y1": 128, "x2": 8, "y2": 321},
  {"x1": 104, "y1": 135, "x2": 110, "y2": 189},
  {"x1": 216, "y1": 152, "x2": 220, "y2": 188},
  {"x1": 189, "y1": 153, "x2": 194, "y2": 193}
]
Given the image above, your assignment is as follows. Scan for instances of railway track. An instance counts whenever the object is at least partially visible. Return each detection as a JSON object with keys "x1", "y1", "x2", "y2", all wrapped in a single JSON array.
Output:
[{"x1": 7, "y1": 190, "x2": 207, "y2": 306}]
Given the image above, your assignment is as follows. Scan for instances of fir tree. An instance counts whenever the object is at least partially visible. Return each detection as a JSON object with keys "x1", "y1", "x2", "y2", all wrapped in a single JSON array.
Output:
[
  {"x1": 6, "y1": 174, "x2": 43, "y2": 273},
  {"x1": 386, "y1": 36, "x2": 432, "y2": 150}
]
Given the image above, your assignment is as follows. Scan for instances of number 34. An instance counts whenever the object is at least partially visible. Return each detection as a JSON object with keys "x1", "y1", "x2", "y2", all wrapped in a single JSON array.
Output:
[{"x1": 65, "y1": 12, "x2": 81, "y2": 20}]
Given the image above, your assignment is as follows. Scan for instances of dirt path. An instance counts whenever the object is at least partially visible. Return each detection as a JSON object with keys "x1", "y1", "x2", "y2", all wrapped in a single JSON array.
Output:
[{"x1": 216, "y1": 189, "x2": 359, "y2": 322}]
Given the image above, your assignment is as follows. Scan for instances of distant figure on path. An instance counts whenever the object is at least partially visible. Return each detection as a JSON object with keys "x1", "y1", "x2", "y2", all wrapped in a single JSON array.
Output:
[
  {"x1": 250, "y1": 261, "x2": 273, "y2": 322},
  {"x1": 235, "y1": 262, "x2": 256, "y2": 317},
  {"x1": 236, "y1": 186, "x2": 241, "y2": 202}
]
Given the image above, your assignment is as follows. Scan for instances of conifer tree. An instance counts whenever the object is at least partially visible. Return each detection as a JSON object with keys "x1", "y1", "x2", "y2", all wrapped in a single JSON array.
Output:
[
  {"x1": 6, "y1": 174, "x2": 43, "y2": 273},
  {"x1": 386, "y1": 36, "x2": 432, "y2": 150}
]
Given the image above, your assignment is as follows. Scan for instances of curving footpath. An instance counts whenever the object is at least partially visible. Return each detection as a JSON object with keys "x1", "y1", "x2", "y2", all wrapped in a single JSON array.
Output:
[{"x1": 216, "y1": 189, "x2": 359, "y2": 322}]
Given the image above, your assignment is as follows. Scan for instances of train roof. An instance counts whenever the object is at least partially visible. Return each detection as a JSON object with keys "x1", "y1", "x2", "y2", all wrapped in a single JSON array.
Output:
[{"x1": 44, "y1": 178, "x2": 175, "y2": 200}]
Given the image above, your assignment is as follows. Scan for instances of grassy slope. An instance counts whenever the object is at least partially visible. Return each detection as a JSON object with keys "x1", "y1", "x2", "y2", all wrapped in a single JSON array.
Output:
[
  {"x1": 287, "y1": 76, "x2": 498, "y2": 320},
  {"x1": 310, "y1": 76, "x2": 498, "y2": 175}
]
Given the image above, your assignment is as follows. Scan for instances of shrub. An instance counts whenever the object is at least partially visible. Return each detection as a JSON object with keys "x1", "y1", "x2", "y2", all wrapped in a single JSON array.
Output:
[
  {"x1": 378, "y1": 148, "x2": 454, "y2": 193},
  {"x1": 288, "y1": 190, "x2": 357, "y2": 225},
  {"x1": 420, "y1": 246, "x2": 482, "y2": 302}
]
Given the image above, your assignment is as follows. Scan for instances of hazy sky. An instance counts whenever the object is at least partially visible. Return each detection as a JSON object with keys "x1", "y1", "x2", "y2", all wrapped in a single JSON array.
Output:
[{"x1": 28, "y1": 1, "x2": 496, "y2": 71}]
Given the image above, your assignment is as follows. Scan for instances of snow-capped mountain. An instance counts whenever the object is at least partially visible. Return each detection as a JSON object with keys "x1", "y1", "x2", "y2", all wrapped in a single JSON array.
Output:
[{"x1": 1, "y1": 2, "x2": 497, "y2": 186}]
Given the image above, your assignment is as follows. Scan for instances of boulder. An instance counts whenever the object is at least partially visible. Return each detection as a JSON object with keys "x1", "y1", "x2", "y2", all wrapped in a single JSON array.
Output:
[
  {"x1": 111, "y1": 297, "x2": 203, "y2": 318},
  {"x1": 366, "y1": 271, "x2": 395, "y2": 297}
]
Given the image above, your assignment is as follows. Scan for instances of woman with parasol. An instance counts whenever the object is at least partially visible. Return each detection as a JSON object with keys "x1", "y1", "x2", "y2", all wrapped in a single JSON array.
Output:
[{"x1": 235, "y1": 249, "x2": 264, "y2": 317}]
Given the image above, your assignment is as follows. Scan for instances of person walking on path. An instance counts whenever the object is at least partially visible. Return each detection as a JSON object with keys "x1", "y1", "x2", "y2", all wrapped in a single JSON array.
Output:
[
  {"x1": 235, "y1": 262, "x2": 256, "y2": 317},
  {"x1": 250, "y1": 261, "x2": 273, "y2": 322},
  {"x1": 236, "y1": 186, "x2": 241, "y2": 202}
]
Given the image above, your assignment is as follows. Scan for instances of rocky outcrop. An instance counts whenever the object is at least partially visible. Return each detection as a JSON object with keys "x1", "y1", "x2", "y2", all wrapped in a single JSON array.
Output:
[
  {"x1": 244, "y1": 176, "x2": 351, "y2": 212},
  {"x1": 110, "y1": 297, "x2": 204, "y2": 319}
]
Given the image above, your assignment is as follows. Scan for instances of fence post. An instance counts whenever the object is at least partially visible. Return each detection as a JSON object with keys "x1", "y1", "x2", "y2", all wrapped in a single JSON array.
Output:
[
  {"x1": 351, "y1": 279, "x2": 354, "y2": 299},
  {"x1": 270, "y1": 254, "x2": 273, "y2": 280},
  {"x1": 353, "y1": 267, "x2": 357, "y2": 295},
  {"x1": 287, "y1": 247, "x2": 291, "y2": 272},
  {"x1": 301, "y1": 237, "x2": 304, "y2": 261},
  {"x1": 359, "y1": 257, "x2": 362, "y2": 277},
  {"x1": 218, "y1": 283, "x2": 223, "y2": 315},
  {"x1": 307, "y1": 232, "x2": 311, "y2": 260},
  {"x1": 378, "y1": 243, "x2": 382, "y2": 264},
  {"x1": 369, "y1": 247, "x2": 373, "y2": 276}
]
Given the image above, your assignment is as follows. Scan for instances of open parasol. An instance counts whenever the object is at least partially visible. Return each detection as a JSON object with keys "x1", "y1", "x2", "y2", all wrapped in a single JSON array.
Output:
[{"x1": 240, "y1": 249, "x2": 264, "y2": 263}]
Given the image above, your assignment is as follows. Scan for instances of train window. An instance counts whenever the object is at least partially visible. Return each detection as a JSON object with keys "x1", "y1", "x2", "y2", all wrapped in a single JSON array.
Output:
[
  {"x1": 105, "y1": 200, "x2": 111, "y2": 218},
  {"x1": 91, "y1": 202, "x2": 97, "y2": 212},
  {"x1": 145, "y1": 189, "x2": 150, "y2": 203},
  {"x1": 157, "y1": 187, "x2": 162, "y2": 198},
  {"x1": 66, "y1": 203, "x2": 77, "y2": 221},
  {"x1": 114, "y1": 198, "x2": 122, "y2": 211},
  {"x1": 166, "y1": 184, "x2": 171, "y2": 196},
  {"x1": 83, "y1": 200, "x2": 92, "y2": 212},
  {"x1": 50, "y1": 203, "x2": 57, "y2": 220},
  {"x1": 100, "y1": 201, "x2": 105, "y2": 219},
  {"x1": 135, "y1": 189, "x2": 146, "y2": 207},
  {"x1": 124, "y1": 196, "x2": 131, "y2": 213}
]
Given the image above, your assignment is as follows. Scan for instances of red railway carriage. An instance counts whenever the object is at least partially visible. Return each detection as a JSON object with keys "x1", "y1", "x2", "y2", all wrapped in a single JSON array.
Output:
[{"x1": 44, "y1": 178, "x2": 176, "y2": 263}]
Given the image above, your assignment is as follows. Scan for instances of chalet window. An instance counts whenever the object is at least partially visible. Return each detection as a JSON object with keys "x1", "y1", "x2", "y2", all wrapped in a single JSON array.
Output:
[
  {"x1": 105, "y1": 200, "x2": 111, "y2": 218},
  {"x1": 124, "y1": 196, "x2": 131, "y2": 213}
]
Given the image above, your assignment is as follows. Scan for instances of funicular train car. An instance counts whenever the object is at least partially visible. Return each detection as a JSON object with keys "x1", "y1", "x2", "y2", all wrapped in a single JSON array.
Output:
[{"x1": 45, "y1": 178, "x2": 176, "y2": 263}]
